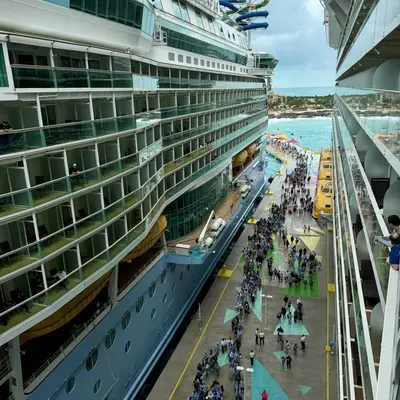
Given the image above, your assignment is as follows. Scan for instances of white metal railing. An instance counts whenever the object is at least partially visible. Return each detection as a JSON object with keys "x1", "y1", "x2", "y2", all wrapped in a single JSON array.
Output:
[
  {"x1": 332, "y1": 168, "x2": 345, "y2": 400},
  {"x1": 23, "y1": 300, "x2": 111, "y2": 390},
  {"x1": 335, "y1": 134, "x2": 377, "y2": 396},
  {"x1": 0, "y1": 353, "x2": 11, "y2": 382},
  {"x1": 333, "y1": 143, "x2": 357, "y2": 400}
]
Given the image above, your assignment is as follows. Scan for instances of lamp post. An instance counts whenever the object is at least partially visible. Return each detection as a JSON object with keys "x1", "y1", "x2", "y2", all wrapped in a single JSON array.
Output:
[{"x1": 261, "y1": 293, "x2": 273, "y2": 331}]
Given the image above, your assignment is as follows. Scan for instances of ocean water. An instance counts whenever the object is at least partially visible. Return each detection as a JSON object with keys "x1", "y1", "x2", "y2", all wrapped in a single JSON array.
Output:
[
  {"x1": 274, "y1": 87, "x2": 334, "y2": 97},
  {"x1": 268, "y1": 117, "x2": 332, "y2": 152}
]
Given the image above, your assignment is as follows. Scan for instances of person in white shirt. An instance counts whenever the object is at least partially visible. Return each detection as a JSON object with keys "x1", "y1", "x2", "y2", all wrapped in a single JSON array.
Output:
[
  {"x1": 249, "y1": 350, "x2": 255, "y2": 366},
  {"x1": 259, "y1": 330, "x2": 265, "y2": 345},
  {"x1": 301, "y1": 334, "x2": 306, "y2": 350}
]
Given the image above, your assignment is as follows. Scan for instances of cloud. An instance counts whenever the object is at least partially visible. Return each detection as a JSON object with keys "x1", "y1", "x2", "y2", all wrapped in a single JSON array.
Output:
[{"x1": 250, "y1": 0, "x2": 336, "y2": 87}]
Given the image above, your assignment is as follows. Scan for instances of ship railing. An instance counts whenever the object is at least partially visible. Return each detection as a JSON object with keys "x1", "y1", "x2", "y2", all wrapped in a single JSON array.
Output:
[
  {"x1": 23, "y1": 299, "x2": 112, "y2": 390},
  {"x1": 118, "y1": 248, "x2": 164, "y2": 296},
  {"x1": 7, "y1": 393, "x2": 15, "y2": 400},
  {"x1": 0, "y1": 353, "x2": 11, "y2": 382}
]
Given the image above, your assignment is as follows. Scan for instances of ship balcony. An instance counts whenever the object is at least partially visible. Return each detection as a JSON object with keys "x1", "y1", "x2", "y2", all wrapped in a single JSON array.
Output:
[
  {"x1": 335, "y1": 88, "x2": 400, "y2": 171},
  {"x1": 0, "y1": 169, "x2": 164, "y2": 282},
  {"x1": 0, "y1": 140, "x2": 164, "y2": 223},
  {"x1": 0, "y1": 96, "x2": 266, "y2": 157}
]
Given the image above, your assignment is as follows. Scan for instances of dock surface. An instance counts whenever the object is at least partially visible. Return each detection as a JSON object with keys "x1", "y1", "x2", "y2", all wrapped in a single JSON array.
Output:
[{"x1": 148, "y1": 147, "x2": 337, "y2": 400}]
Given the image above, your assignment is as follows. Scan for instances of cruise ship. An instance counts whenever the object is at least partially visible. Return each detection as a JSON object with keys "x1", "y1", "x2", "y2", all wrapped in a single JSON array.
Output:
[
  {"x1": 323, "y1": 1, "x2": 400, "y2": 399},
  {"x1": 0, "y1": 1, "x2": 277, "y2": 399}
]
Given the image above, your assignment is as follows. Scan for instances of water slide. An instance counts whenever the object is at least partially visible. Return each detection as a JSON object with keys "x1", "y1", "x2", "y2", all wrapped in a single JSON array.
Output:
[
  {"x1": 236, "y1": 10, "x2": 269, "y2": 23},
  {"x1": 242, "y1": 22, "x2": 269, "y2": 30},
  {"x1": 219, "y1": 0, "x2": 238, "y2": 12},
  {"x1": 225, "y1": 0, "x2": 271, "y2": 15}
]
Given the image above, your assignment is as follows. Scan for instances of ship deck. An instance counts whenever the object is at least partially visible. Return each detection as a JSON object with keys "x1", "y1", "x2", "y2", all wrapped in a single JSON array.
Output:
[{"x1": 148, "y1": 147, "x2": 338, "y2": 400}]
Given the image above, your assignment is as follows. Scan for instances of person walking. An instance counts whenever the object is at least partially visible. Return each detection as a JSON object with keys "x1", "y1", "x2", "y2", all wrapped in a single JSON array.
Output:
[
  {"x1": 287, "y1": 310, "x2": 292, "y2": 324},
  {"x1": 259, "y1": 330, "x2": 265, "y2": 346},
  {"x1": 261, "y1": 390, "x2": 268, "y2": 400},
  {"x1": 255, "y1": 328, "x2": 259, "y2": 345},
  {"x1": 301, "y1": 334, "x2": 306, "y2": 350},
  {"x1": 284, "y1": 340, "x2": 291, "y2": 355},
  {"x1": 293, "y1": 343, "x2": 298, "y2": 356},
  {"x1": 284, "y1": 295, "x2": 288, "y2": 305},
  {"x1": 249, "y1": 350, "x2": 255, "y2": 366},
  {"x1": 286, "y1": 355, "x2": 292, "y2": 369}
]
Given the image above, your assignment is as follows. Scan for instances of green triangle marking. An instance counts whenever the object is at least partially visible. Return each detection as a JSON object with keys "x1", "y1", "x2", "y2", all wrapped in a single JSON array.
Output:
[
  {"x1": 299, "y1": 385, "x2": 312, "y2": 395},
  {"x1": 217, "y1": 352, "x2": 229, "y2": 368},
  {"x1": 273, "y1": 305, "x2": 310, "y2": 336},
  {"x1": 252, "y1": 358, "x2": 289, "y2": 400},
  {"x1": 224, "y1": 308, "x2": 239, "y2": 323},
  {"x1": 273, "y1": 351, "x2": 289, "y2": 369},
  {"x1": 235, "y1": 287, "x2": 263, "y2": 322}
]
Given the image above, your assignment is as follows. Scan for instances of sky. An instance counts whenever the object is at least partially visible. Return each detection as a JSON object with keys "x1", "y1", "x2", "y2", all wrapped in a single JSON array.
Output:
[{"x1": 251, "y1": 0, "x2": 337, "y2": 88}]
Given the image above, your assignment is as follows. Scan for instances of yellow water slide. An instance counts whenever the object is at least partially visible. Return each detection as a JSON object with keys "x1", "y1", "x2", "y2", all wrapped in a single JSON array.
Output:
[
  {"x1": 122, "y1": 215, "x2": 167, "y2": 262},
  {"x1": 21, "y1": 271, "x2": 111, "y2": 343}
]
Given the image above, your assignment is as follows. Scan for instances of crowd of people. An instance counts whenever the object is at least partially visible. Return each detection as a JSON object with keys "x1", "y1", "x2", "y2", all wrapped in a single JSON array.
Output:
[{"x1": 187, "y1": 141, "x2": 318, "y2": 400}]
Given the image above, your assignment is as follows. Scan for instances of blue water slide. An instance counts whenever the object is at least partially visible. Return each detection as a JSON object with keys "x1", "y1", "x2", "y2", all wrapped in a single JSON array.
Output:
[
  {"x1": 219, "y1": 0, "x2": 238, "y2": 12},
  {"x1": 242, "y1": 22, "x2": 269, "y2": 31},
  {"x1": 236, "y1": 10, "x2": 269, "y2": 23}
]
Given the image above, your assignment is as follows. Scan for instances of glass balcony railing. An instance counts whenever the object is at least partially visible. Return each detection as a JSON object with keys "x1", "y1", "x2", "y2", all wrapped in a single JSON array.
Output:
[
  {"x1": 335, "y1": 114, "x2": 389, "y2": 300},
  {"x1": 164, "y1": 115, "x2": 268, "y2": 175},
  {"x1": 336, "y1": 87, "x2": 400, "y2": 162},
  {"x1": 162, "y1": 112, "x2": 265, "y2": 147},
  {"x1": 0, "y1": 112, "x2": 160, "y2": 155},
  {"x1": 0, "y1": 167, "x2": 165, "y2": 279},
  {"x1": 11, "y1": 65, "x2": 266, "y2": 91},
  {"x1": 334, "y1": 142, "x2": 377, "y2": 398},
  {"x1": 0, "y1": 96, "x2": 266, "y2": 156},
  {"x1": 0, "y1": 149, "x2": 153, "y2": 219},
  {"x1": 159, "y1": 96, "x2": 267, "y2": 119}
]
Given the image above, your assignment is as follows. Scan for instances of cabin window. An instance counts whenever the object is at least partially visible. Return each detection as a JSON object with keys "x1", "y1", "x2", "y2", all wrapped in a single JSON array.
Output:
[
  {"x1": 85, "y1": 349, "x2": 99, "y2": 371},
  {"x1": 136, "y1": 296, "x2": 144, "y2": 313},
  {"x1": 125, "y1": 341, "x2": 131, "y2": 353},
  {"x1": 93, "y1": 379, "x2": 101, "y2": 394},
  {"x1": 180, "y1": 272, "x2": 184, "y2": 280},
  {"x1": 122, "y1": 310, "x2": 131, "y2": 329},
  {"x1": 66, "y1": 377, "x2": 76, "y2": 394},
  {"x1": 105, "y1": 328, "x2": 116, "y2": 349},
  {"x1": 172, "y1": 282, "x2": 176, "y2": 291},
  {"x1": 163, "y1": 293, "x2": 168, "y2": 303},
  {"x1": 149, "y1": 281, "x2": 156, "y2": 298},
  {"x1": 195, "y1": 11, "x2": 204, "y2": 29},
  {"x1": 151, "y1": 308, "x2": 156, "y2": 319},
  {"x1": 161, "y1": 269, "x2": 167, "y2": 283}
]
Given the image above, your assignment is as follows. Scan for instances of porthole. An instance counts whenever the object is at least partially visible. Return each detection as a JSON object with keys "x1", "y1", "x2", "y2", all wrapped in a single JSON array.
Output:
[
  {"x1": 66, "y1": 377, "x2": 75, "y2": 394},
  {"x1": 136, "y1": 296, "x2": 144, "y2": 313},
  {"x1": 163, "y1": 293, "x2": 168, "y2": 303},
  {"x1": 149, "y1": 281, "x2": 156, "y2": 298},
  {"x1": 125, "y1": 341, "x2": 131, "y2": 353},
  {"x1": 180, "y1": 272, "x2": 184, "y2": 281},
  {"x1": 161, "y1": 269, "x2": 167, "y2": 284},
  {"x1": 151, "y1": 308, "x2": 156, "y2": 319},
  {"x1": 93, "y1": 379, "x2": 101, "y2": 394},
  {"x1": 122, "y1": 310, "x2": 131, "y2": 330},
  {"x1": 105, "y1": 328, "x2": 116, "y2": 349},
  {"x1": 85, "y1": 349, "x2": 98, "y2": 371},
  {"x1": 172, "y1": 282, "x2": 176, "y2": 291}
]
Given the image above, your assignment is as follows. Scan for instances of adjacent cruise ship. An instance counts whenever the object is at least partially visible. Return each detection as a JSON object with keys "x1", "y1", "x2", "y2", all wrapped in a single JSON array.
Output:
[
  {"x1": 0, "y1": 1, "x2": 277, "y2": 399},
  {"x1": 323, "y1": 1, "x2": 400, "y2": 399}
]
